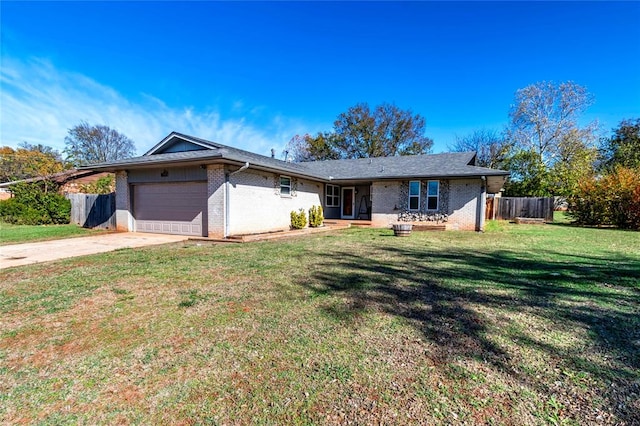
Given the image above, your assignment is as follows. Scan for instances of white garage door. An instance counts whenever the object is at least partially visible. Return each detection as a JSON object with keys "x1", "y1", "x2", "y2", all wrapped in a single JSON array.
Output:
[{"x1": 133, "y1": 182, "x2": 207, "y2": 236}]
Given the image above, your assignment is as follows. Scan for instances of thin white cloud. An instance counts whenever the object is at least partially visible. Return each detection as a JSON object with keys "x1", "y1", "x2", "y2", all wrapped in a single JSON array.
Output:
[{"x1": 0, "y1": 57, "x2": 311, "y2": 158}]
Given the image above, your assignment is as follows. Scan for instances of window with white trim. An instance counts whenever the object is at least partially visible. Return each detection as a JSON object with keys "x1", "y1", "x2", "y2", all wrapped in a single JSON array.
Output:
[
  {"x1": 427, "y1": 180, "x2": 439, "y2": 210},
  {"x1": 408, "y1": 180, "x2": 420, "y2": 210},
  {"x1": 326, "y1": 184, "x2": 340, "y2": 207},
  {"x1": 280, "y1": 176, "x2": 291, "y2": 197}
]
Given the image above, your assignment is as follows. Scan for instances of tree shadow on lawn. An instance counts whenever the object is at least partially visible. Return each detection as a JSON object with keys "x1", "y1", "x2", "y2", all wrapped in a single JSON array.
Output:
[{"x1": 297, "y1": 244, "x2": 640, "y2": 422}]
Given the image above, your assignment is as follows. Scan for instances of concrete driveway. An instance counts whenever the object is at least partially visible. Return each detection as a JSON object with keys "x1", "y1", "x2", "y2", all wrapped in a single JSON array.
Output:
[{"x1": 0, "y1": 233, "x2": 188, "y2": 269}]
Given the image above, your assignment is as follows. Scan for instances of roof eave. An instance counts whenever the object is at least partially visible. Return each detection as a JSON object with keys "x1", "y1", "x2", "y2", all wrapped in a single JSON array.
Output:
[
  {"x1": 79, "y1": 155, "x2": 330, "y2": 182},
  {"x1": 329, "y1": 172, "x2": 509, "y2": 183},
  {"x1": 78, "y1": 152, "x2": 225, "y2": 172}
]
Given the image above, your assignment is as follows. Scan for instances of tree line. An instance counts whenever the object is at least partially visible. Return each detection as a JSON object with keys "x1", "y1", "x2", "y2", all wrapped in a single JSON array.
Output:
[
  {"x1": 0, "y1": 121, "x2": 135, "y2": 183},
  {"x1": 286, "y1": 81, "x2": 638, "y2": 200},
  {"x1": 0, "y1": 122, "x2": 135, "y2": 225}
]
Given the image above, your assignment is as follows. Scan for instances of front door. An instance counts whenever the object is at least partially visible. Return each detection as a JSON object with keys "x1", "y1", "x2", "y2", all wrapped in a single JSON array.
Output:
[{"x1": 341, "y1": 187, "x2": 355, "y2": 219}]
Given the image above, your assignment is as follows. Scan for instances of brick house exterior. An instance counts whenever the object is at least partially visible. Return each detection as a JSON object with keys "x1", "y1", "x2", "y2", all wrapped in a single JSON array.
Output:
[{"x1": 90, "y1": 132, "x2": 508, "y2": 237}]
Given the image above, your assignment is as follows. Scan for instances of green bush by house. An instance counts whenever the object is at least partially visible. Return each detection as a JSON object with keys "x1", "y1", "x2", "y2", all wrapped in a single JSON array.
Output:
[
  {"x1": 0, "y1": 181, "x2": 71, "y2": 225},
  {"x1": 309, "y1": 205, "x2": 324, "y2": 227},
  {"x1": 290, "y1": 208, "x2": 307, "y2": 229}
]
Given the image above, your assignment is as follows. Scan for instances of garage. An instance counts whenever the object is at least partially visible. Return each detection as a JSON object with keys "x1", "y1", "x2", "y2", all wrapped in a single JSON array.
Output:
[{"x1": 132, "y1": 182, "x2": 207, "y2": 236}]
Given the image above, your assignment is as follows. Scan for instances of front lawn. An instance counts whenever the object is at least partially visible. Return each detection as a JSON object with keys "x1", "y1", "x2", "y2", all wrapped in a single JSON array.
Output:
[
  {"x1": 1, "y1": 224, "x2": 638, "y2": 424},
  {"x1": 0, "y1": 222, "x2": 104, "y2": 245}
]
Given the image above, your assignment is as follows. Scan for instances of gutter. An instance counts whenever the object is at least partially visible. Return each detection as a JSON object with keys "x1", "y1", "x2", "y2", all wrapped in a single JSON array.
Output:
[{"x1": 225, "y1": 162, "x2": 250, "y2": 238}]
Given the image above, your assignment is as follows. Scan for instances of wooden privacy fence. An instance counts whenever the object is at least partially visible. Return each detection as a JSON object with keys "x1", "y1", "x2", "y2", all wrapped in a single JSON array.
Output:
[
  {"x1": 66, "y1": 193, "x2": 116, "y2": 229},
  {"x1": 486, "y1": 197, "x2": 554, "y2": 222}
]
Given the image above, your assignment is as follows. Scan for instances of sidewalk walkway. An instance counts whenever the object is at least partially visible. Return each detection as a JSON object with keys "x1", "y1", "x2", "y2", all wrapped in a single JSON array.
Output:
[{"x1": 0, "y1": 233, "x2": 187, "y2": 269}]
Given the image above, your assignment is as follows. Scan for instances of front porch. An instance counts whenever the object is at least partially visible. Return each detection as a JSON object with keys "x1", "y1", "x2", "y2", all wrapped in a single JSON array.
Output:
[{"x1": 324, "y1": 183, "x2": 372, "y2": 221}]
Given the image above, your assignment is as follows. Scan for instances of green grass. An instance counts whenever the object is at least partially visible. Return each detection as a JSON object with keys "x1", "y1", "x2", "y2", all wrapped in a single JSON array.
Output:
[
  {"x1": 0, "y1": 222, "x2": 105, "y2": 245},
  {"x1": 553, "y1": 210, "x2": 572, "y2": 224},
  {"x1": 1, "y1": 223, "x2": 638, "y2": 424}
]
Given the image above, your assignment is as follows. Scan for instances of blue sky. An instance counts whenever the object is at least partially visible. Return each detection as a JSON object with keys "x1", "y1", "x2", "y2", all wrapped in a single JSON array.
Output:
[{"x1": 2, "y1": 1, "x2": 639, "y2": 158}]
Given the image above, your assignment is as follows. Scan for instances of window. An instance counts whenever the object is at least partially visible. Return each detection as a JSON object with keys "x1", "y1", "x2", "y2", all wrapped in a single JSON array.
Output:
[
  {"x1": 280, "y1": 176, "x2": 291, "y2": 196},
  {"x1": 326, "y1": 184, "x2": 340, "y2": 207},
  {"x1": 408, "y1": 180, "x2": 420, "y2": 210},
  {"x1": 427, "y1": 180, "x2": 439, "y2": 210}
]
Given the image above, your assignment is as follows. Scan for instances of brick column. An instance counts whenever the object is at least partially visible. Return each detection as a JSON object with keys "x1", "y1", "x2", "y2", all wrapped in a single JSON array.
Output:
[
  {"x1": 115, "y1": 170, "x2": 132, "y2": 231},
  {"x1": 207, "y1": 165, "x2": 226, "y2": 238},
  {"x1": 478, "y1": 178, "x2": 487, "y2": 232}
]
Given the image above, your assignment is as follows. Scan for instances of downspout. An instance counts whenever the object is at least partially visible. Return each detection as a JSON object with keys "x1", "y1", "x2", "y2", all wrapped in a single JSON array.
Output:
[
  {"x1": 225, "y1": 162, "x2": 250, "y2": 238},
  {"x1": 479, "y1": 176, "x2": 487, "y2": 232}
]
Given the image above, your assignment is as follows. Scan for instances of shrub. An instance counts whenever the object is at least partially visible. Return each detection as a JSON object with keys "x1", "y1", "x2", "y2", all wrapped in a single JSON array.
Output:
[
  {"x1": 80, "y1": 175, "x2": 115, "y2": 194},
  {"x1": 290, "y1": 208, "x2": 307, "y2": 229},
  {"x1": 605, "y1": 167, "x2": 640, "y2": 229},
  {"x1": 0, "y1": 181, "x2": 71, "y2": 225},
  {"x1": 309, "y1": 205, "x2": 324, "y2": 227},
  {"x1": 568, "y1": 166, "x2": 640, "y2": 229},
  {"x1": 0, "y1": 198, "x2": 44, "y2": 225}
]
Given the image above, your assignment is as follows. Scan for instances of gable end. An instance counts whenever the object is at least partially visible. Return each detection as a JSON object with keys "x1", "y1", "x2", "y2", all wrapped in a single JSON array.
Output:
[
  {"x1": 144, "y1": 133, "x2": 220, "y2": 156},
  {"x1": 155, "y1": 139, "x2": 209, "y2": 154}
]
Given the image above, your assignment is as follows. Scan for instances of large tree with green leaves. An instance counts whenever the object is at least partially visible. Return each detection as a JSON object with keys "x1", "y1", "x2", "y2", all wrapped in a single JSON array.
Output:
[
  {"x1": 287, "y1": 103, "x2": 433, "y2": 162},
  {"x1": 64, "y1": 122, "x2": 136, "y2": 166},
  {"x1": 504, "y1": 81, "x2": 599, "y2": 196},
  {"x1": 600, "y1": 118, "x2": 640, "y2": 170}
]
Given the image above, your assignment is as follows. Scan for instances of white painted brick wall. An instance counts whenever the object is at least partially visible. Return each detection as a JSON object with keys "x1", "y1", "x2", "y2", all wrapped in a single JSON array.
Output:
[
  {"x1": 207, "y1": 165, "x2": 226, "y2": 238},
  {"x1": 115, "y1": 171, "x2": 132, "y2": 231},
  {"x1": 448, "y1": 179, "x2": 483, "y2": 230},
  {"x1": 228, "y1": 169, "x2": 322, "y2": 235}
]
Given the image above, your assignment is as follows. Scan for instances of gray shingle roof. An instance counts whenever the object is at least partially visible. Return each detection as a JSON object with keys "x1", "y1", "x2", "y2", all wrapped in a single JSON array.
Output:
[
  {"x1": 81, "y1": 132, "x2": 509, "y2": 181},
  {"x1": 300, "y1": 152, "x2": 508, "y2": 182}
]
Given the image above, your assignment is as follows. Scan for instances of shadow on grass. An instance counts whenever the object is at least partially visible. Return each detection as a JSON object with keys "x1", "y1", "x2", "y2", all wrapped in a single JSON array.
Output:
[
  {"x1": 548, "y1": 218, "x2": 640, "y2": 233},
  {"x1": 296, "y1": 243, "x2": 640, "y2": 422}
]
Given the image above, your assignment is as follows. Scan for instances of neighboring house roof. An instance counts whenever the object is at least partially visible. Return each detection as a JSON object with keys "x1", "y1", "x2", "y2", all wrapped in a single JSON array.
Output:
[
  {"x1": 81, "y1": 132, "x2": 509, "y2": 185},
  {"x1": 0, "y1": 169, "x2": 105, "y2": 188}
]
